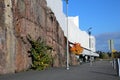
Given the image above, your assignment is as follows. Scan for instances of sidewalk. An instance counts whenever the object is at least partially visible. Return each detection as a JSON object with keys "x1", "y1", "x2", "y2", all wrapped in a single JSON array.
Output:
[{"x1": 0, "y1": 60, "x2": 120, "y2": 80}]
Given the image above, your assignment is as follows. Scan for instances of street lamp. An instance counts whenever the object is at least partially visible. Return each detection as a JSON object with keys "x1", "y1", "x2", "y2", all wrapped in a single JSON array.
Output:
[
  {"x1": 64, "y1": 0, "x2": 69, "y2": 70},
  {"x1": 87, "y1": 27, "x2": 92, "y2": 66},
  {"x1": 88, "y1": 27, "x2": 92, "y2": 49},
  {"x1": 66, "y1": 0, "x2": 69, "y2": 70}
]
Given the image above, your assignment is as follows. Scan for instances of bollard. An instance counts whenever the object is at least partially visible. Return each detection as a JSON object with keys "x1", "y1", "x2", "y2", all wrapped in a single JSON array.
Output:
[
  {"x1": 116, "y1": 58, "x2": 120, "y2": 77},
  {"x1": 113, "y1": 59, "x2": 116, "y2": 69}
]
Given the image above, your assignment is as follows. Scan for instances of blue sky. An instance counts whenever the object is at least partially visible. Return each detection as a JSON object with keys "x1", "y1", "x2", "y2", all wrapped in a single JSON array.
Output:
[{"x1": 62, "y1": 0, "x2": 120, "y2": 52}]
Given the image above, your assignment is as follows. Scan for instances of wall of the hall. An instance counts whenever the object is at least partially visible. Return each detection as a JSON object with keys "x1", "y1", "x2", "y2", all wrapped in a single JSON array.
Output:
[{"x1": 46, "y1": 0, "x2": 96, "y2": 52}]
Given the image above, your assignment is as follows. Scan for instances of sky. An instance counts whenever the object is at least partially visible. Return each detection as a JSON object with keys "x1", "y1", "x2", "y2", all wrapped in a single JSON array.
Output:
[{"x1": 62, "y1": 0, "x2": 120, "y2": 52}]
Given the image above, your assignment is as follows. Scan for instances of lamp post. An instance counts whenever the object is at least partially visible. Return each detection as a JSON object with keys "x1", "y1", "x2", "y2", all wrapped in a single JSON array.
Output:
[
  {"x1": 65, "y1": 0, "x2": 69, "y2": 70},
  {"x1": 88, "y1": 27, "x2": 92, "y2": 66}
]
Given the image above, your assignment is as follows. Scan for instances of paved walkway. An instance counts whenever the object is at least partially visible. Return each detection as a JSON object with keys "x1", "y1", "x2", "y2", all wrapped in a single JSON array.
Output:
[{"x1": 0, "y1": 60, "x2": 120, "y2": 80}]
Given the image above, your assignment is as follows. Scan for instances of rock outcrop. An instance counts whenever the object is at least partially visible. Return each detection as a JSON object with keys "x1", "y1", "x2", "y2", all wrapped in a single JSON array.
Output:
[{"x1": 0, "y1": 0, "x2": 78, "y2": 74}]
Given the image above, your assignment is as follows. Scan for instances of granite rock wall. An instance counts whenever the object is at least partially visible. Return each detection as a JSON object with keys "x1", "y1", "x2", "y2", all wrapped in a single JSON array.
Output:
[{"x1": 0, "y1": 0, "x2": 78, "y2": 74}]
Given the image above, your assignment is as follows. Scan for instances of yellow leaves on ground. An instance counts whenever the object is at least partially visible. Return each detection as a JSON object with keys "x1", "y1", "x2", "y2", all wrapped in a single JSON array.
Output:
[{"x1": 70, "y1": 43, "x2": 83, "y2": 55}]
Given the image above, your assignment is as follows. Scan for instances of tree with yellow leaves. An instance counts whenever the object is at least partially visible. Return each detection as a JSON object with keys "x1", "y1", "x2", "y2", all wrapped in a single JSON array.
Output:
[
  {"x1": 112, "y1": 49, "x2": 117, "y2": 58},
  {"x1": 70, "y1": 43, "x2": 83, "y2": 55}
]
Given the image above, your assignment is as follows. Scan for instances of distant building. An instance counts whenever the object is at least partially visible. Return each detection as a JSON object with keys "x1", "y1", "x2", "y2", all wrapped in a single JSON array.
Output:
[{"x1": 46, "y1": 0, "x2": 99, "y2": 57}]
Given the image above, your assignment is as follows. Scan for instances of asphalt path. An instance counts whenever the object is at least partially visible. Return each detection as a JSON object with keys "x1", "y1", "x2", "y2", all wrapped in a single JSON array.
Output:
[{"x1": 0, "y1": 60, "x2": 120, "y2": 80}]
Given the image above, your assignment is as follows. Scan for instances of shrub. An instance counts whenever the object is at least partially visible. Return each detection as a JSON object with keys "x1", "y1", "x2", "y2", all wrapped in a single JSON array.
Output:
[{"x1": 27, "y1": 35, "x2": 52, "y2": 70}]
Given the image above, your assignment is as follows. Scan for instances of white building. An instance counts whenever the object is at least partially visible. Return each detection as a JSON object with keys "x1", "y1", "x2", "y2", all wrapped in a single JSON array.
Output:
[
  {"x1": 46, "y1": 0, "x2": 99, "y2": 57},
  {"x1": 68, "y1": 16, "x2": 98, "y2": 57}
]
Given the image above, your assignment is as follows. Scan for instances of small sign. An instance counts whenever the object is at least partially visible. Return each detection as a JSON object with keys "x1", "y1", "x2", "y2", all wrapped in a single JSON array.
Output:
[{"x1": 108, "y1": 40, "x2": 114, "y2": 51}]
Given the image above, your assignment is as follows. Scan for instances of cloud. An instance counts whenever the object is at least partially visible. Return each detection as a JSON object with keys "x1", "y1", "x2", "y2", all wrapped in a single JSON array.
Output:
[{"x1": 95, "y1": 32, "x2": 120, "y2": 52}]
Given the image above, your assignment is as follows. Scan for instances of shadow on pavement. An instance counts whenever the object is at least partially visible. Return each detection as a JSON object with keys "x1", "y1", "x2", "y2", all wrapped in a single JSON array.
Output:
[{"x1": 90, "y1": 71, "x2": 117, "y2": 77}]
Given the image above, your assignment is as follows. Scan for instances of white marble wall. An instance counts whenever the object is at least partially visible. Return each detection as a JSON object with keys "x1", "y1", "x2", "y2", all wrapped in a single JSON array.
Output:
[{"x1": 46, "y1": 0, "x2": 97, "y2": 56}]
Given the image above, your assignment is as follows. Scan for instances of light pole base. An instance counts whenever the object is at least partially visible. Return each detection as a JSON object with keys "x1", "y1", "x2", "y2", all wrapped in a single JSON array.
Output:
[{"x1": 67, "y1": 67, "x2": 69, "y2": 70}]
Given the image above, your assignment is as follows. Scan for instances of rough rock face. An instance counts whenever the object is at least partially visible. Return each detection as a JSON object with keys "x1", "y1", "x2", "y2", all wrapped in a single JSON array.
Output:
[
  {"x1": 0, "y1": 0, "x2": 78, "y2": 74},
  {"x1": 12, "y1": 0, "x2": 66, "y2": 71},
  {"x1": 0, "y1": 0, "x2": 6, "y2": 74}
]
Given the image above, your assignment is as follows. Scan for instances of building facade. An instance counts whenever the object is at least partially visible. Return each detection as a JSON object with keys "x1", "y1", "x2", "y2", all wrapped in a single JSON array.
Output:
[{"x1": 46, "y1": 0, "x2": 99, "y2": 57}]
